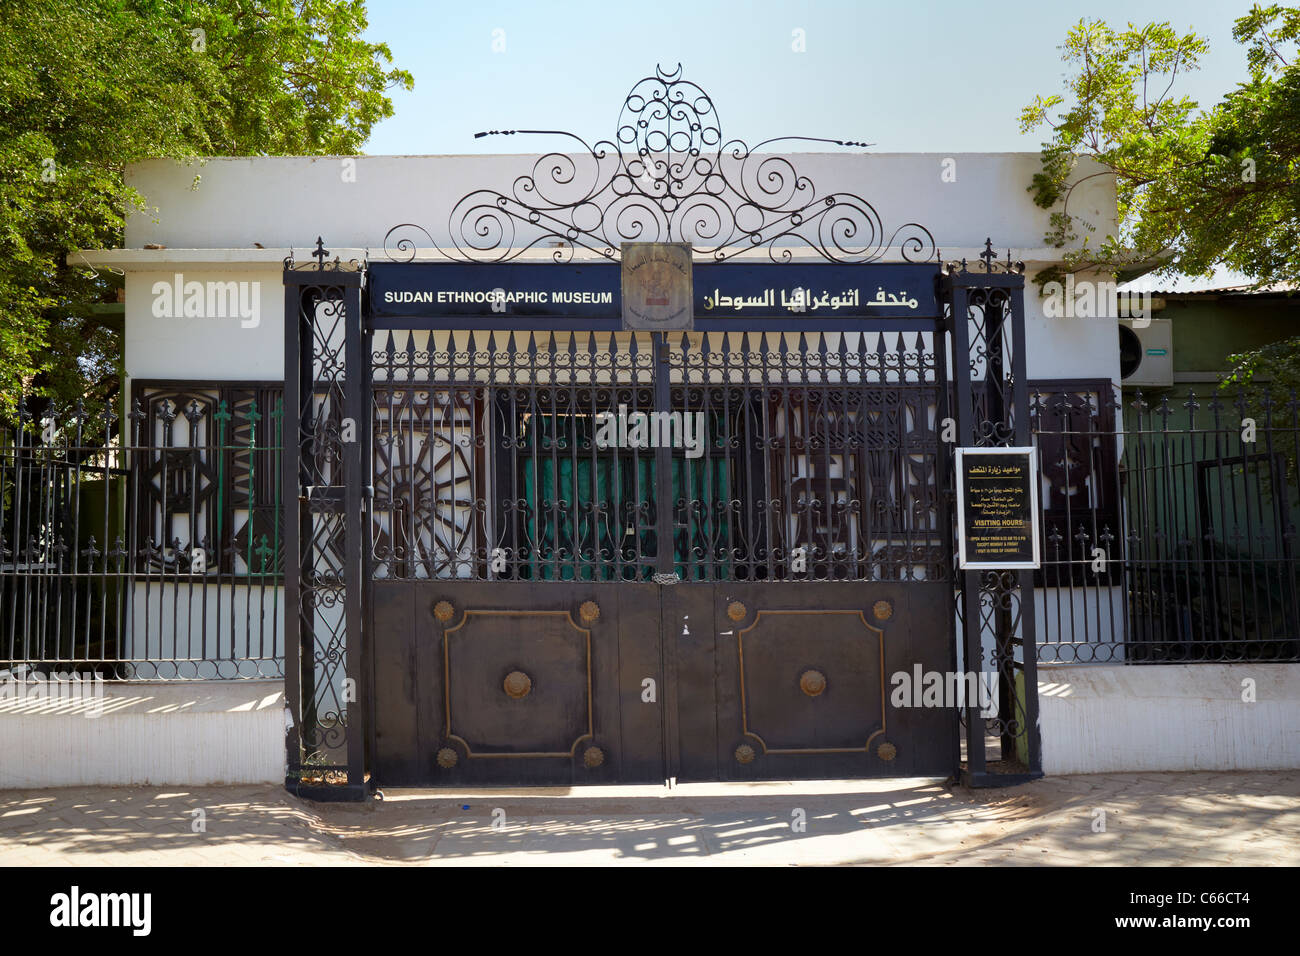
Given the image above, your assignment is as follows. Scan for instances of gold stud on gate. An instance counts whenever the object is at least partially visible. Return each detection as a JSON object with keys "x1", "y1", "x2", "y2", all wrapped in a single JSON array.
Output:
[
  {"x1": 503, "y1": 670, "x2": 532, "y2": 699},
  {"x1": 434, "y1": 600, "x2": 455, "y2": 624},
  {"x1": 876, "y1": 742, "x2": 897, "y2": 762},
  {"x1": 726, "y1": 601, "x2": 747, "y2": 622},
  {"x1": 734, "y1": 743, "x2": 756, "y2": 765},
  {"x1": 583, "y1": 745, "x2": 605, "y2": 769},
  {"x1": 800, "y1": 669, "x2": 827, "y2": 697},
  {"x1": 872, "y1": 600, "x2": 893, "y2": 622},
  {"x1": 436, "y1": 747, "x2": 458, "y2": 769},
  {"x1": 579, "y1": 600, "x2": 600, "y2": 624}
]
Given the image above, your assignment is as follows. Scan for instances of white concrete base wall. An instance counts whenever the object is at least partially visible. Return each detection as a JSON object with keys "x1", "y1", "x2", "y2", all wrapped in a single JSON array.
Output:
[
  {"x1": 6, "y1": 667, "x2": 1298, "y2": 786},
  {"x1": 1038, "y1": 663, "x2": 1300, "y2": 774},
  {"x1": 0, "y1": 680, "x2": 284, "y2": 788}
]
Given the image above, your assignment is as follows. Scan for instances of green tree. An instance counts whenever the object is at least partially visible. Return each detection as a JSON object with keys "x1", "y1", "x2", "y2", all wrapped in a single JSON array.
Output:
[
  {"x1": 1022, "y1": 5, "x2": 1300, "y2": 399},
  {"x1": 0, "y1": 0, "x2": 412, "y2": 423},
  {"x1": 1020, "y1": 5, "x2": 1300, "y2": 287}
]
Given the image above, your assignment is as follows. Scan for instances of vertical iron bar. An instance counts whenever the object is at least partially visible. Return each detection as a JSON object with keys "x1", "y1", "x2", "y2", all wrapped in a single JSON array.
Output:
[
  {"x1": 282, "y1": 278, "x2": 304, "y2": 784},
  {"x1": 343, "y1": 277, "x2": 366, "y2": 790}
]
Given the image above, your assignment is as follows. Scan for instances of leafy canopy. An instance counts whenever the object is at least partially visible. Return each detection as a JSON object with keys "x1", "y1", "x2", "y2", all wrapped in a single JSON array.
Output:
[
  {"x1": 1020, "y1": 5, "x2": 1300, "y2": 287},
  {"x1": 0, "y1": 0, "x2": 412, "y2": 419}
]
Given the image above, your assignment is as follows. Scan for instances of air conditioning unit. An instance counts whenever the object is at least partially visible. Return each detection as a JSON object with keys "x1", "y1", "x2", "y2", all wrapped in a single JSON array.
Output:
[{"x1": 1119, "y1": 317, "x2": 1173, "y2": 388}]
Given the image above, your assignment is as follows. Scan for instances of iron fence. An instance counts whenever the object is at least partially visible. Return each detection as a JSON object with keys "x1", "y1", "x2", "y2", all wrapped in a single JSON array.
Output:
[
  {"x1": 1033, "y1": 384, "x2": 1300, "y2": 664},
  {"x1": 368, "y1": 328, "x2": 947, "y2": 585},
  {"x1": 7, "y1": 375, "x2": 1288, "y2": 683},
  {"x1": 0, "y1": 387, "x2": 285, "y2": 681}
]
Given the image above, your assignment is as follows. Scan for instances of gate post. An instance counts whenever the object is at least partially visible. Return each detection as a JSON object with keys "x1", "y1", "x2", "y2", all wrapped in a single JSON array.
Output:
[
  {"x1": 282, "y1": 241, "x2": 369, "y2": 800},
  {"x1": 942, "y1": 242, "x2": 1043, "y2": 785}
]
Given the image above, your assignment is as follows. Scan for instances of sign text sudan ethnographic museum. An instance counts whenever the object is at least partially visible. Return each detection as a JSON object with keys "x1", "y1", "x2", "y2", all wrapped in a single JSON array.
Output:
[
  {"x1": 956, "y1": 447, "x2": 1041, "y2": 569},
  {"x1": 366, "y1": 261, "x2": 937, "y2": 328}
]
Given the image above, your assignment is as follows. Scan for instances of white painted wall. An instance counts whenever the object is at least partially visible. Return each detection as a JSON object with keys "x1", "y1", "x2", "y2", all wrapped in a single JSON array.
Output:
[
  {"x1": 0, "y1": 680, "x2": 285, "y2": 787},
  {"x1": 1038, "y1": 663, "x2": 1300, "y2": 773},
  {"x1": 9, "y1": 663, "x2": 1296, "y2": 788},
  {"x1": 1022, "y1": 269, "x2": 1122, "y2": 382},
  {"x1": 121, "y1": 153, "x2": 1116, "y2": 257},
  {"x1": 101, "y1": 152, "x2": 1119, "y2": 383},
  {"x1": 125, "y1": 268, "x2": 284, "y2": 381}
]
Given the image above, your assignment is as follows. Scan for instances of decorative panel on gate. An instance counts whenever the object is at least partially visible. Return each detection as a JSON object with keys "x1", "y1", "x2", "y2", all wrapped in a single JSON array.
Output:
[
  {"x1": 702, "y1": 583, "x2": 955, "y2": 780},
  {"x1": 441, "y1": 606, "x2": 594, "y2": 757},
  {"x1": 735, "y1": 608, "x2": 886, "y2": 753},
  {"x1": 371, "y1": 383, "x2": 488, "y2": 580},
  {"x1": 390, "y1": 586, "x2": 622, "y2": 786}
]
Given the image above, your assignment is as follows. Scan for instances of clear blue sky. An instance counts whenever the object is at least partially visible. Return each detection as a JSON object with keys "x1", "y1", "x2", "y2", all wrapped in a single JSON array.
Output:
[{"x1": 359, "y1": 0, "x2": 1259, "y2": 155}]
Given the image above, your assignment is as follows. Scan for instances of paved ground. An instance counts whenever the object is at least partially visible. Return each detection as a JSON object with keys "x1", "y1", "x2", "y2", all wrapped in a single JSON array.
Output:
[{"x1": 0, "y1": 771, "x2": 1297, "y2": 865}]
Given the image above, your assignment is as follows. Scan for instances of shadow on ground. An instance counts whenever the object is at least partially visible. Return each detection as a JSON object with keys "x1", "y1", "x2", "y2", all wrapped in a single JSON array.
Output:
[{"x1": 0, "y1": 772, "x2": 1297, "y2": 865}]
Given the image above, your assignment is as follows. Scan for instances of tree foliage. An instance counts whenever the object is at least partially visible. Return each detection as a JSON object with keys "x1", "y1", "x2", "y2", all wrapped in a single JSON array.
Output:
[
  {"x1": 1020, "y1": 6, "x2": 1300, "y2": 288},
  {"x1": 0, "y1": 0, "x2": 412, "y2": 420}
]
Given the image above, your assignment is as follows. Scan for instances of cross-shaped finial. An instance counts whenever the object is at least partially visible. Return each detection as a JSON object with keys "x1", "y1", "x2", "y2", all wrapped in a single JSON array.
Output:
[
  {"x1": 312, "y1": 237, "x2": 329, "y2": 267},
  {"x1": 978, "y1": 237, "x2": 996, "y2": 273},
  {"x1": 255, "y1": 534, "x2": 275, "y2": 572}
]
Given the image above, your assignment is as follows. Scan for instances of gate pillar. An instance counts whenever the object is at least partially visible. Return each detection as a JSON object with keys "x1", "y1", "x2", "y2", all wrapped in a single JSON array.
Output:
[
  {"x1": 282, "y1": 242, "x2": 369, "y2": 800},
  {"x1": 943, "y1": 243, "x2": 1043, "y2": 785}
]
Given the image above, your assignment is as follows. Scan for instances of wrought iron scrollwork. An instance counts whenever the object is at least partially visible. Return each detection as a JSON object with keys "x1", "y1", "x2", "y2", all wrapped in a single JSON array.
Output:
[{"x1": 384, "y1": 64, "x2": 936, "y2": 265}]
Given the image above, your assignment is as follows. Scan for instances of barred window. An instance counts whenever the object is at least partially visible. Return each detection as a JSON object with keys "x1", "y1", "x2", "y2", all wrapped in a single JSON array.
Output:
[
  {"x1": 131, "y1": 381, "x2": 284, "y2": 577},
  {"x1": 1027, "y1": 379, "x2": 1121, "y2": 586}
]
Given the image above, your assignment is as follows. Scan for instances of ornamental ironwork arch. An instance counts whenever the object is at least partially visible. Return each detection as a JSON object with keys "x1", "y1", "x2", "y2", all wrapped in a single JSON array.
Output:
[{"x1": 384, "y1": 63, "x2": 936, "y2": 264}]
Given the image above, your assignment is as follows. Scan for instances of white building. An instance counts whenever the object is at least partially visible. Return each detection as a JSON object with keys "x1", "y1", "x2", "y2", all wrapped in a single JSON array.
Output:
[{"x1": 4, "y1": 69, "x2": 1296, "y2": 790}]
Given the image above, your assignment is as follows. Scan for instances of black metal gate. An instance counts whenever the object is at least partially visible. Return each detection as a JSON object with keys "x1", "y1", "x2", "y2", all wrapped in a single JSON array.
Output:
[
  {"x1": 364, "y1": 323, "x2": 956, "y2": 785},
  {"x1": 281, "y1": 65, "x2": 1042, "y2": 796},
  {"x1": 282, "y1": 250, "x2": 1041, "y2": 794}
]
